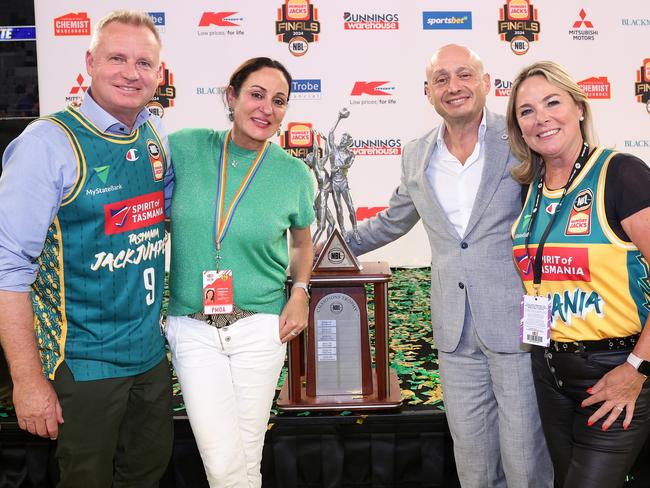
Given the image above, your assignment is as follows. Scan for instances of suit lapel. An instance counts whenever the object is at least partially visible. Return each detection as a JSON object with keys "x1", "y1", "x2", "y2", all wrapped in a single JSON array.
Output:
[
  {"x1": 464, "y1": 110, "x2": 510, "y2": 238},
  {"x1": 415, "y1": 125, "x2": 462, "y2": 239}
]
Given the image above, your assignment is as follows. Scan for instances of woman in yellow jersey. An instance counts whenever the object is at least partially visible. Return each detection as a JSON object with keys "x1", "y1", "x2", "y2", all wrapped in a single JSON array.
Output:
[
  {"x1": 165, "y1": 58, "x2": 314, "y2": 488},
  {"x1": 508, "y1": 61, "x2": 650, "y2": 487}
]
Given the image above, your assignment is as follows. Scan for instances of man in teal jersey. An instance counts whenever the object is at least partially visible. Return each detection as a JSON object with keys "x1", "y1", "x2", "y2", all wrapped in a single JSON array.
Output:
[{"x1": 0, "y1": 10, "x2": 173, "y2": 487}]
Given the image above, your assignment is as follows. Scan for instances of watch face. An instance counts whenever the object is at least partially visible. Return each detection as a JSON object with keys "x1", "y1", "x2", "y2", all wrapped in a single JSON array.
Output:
[{"x1": 639, "y1": 360, "x2": 650, "y2": 377}]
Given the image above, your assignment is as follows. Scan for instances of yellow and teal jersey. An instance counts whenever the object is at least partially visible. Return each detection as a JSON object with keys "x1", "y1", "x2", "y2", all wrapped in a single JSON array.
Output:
[
  {"x1": 33, "y1": 105, "x2": 168, "y2": 380},
  {"x1": 512, "y1": 147, "x2": 650, "y2": 342}
]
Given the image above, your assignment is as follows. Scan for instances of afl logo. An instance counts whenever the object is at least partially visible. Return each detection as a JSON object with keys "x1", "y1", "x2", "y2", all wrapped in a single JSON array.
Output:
[
  {"x1": 573, "y1": 189, "x2": 593, "y2": 212},
  {"x1": 125, "y1": 148, "x2": 139, "y2": 161}
]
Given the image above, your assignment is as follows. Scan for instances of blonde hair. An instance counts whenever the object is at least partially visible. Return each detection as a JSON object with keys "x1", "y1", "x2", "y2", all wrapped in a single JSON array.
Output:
[
  {"x1": 89, "y1": 10, "x2": 161, "y2": 54},
  {"x1": 506, "y1": 61, "x2": 597, "y2": 184}
]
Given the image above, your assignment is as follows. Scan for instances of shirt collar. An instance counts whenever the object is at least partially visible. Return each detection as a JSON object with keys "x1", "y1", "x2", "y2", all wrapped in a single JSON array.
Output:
[
  {"x1": 436, "y1": 108, "x2": 488, "y2": 147},
  {"x1": 79, "y1": 89, "x2": 152, "y2": 135}
]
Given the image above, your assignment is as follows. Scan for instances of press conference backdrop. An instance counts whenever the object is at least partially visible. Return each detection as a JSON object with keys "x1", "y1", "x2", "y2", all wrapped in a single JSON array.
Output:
[{"x1": 34, "y1": 0, "x2": 650, "y2": 266}]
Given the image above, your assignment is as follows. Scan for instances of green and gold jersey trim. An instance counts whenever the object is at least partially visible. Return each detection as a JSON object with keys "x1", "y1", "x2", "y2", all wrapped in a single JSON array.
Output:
[
  {"x1": 64, "y1": 104, "x2": 141, "y2": 144},
  {"x1": 40, "y1": 116, "x2": 86, "y2": 206},
  {"x1": 32, "y1": 217, "x2": 68, "y2": 379}
]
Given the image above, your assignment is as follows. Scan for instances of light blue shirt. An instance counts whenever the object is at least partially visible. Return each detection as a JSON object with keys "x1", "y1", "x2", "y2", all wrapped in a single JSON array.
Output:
[{"x1": 0, "y1": 93, "x2": 172, "y2": 292}]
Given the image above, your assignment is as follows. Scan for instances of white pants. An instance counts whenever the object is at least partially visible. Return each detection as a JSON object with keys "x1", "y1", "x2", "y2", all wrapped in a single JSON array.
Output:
[{"x1": 166, "y1": 314, "x2": 286, "y2": 488}]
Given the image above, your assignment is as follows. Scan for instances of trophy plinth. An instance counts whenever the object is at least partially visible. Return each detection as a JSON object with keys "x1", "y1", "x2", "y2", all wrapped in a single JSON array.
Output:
[{"x1": 277, "y1": 261, "x2": 402, "y2": 411}]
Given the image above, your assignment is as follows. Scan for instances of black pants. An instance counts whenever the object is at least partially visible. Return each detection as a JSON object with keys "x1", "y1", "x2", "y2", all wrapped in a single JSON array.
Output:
[
  {"x1": 52, "y1": 358, "x2": 173, "y2": 488},
  {"x1": 532, "y1": 347, "x2": 650, "y2": 488}
]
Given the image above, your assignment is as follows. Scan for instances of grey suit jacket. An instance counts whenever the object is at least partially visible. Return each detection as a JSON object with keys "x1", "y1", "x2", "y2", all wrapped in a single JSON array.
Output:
[{"x1": 349, "y1": 110, "x2": 527, "y2": 354}]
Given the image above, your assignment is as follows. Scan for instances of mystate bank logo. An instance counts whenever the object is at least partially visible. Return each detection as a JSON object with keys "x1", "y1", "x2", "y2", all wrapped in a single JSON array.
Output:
[
  {"x1": 276, "y1": 0, "x2": 320, "y2": 57},
  {"x1": 635, "y1": 58, "x2": 650, "y2": 114},
  {"x1": 280, "y1": 122, "x2": 316, "y2": 159},
  {"x1": 498, "y1": 0, "x2": 540, "y2": 55}
]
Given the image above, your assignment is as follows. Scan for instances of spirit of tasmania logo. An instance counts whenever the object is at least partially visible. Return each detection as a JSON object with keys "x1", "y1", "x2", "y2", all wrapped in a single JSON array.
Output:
[
  {"x1": 635, "y1": 58, "x2": 650, "y2": 114},
  {"x1": 498, "y1": 0, "x2": 540, "y2": 55},
  {"x1": 104, "y1": 191, "x2": 164, "y2": 235},
  {"x1": 276, "y1": 0, "x2": 320, "y2": 57},
  {"x1": 577, "y1": 77, "x2": 610, "y2": 99},
  {"x1": 279, "y1": 122, "x2": 315, "y2": 159},
  {"x1": 514, "y1": 246, "x2": 591, "y2": 282},
  {"x1": 54, "y1": 12, "x2": 91, "y2": 36},
  {"x1": 146, "y1": 62, "x2": 176, "y2": 118}
]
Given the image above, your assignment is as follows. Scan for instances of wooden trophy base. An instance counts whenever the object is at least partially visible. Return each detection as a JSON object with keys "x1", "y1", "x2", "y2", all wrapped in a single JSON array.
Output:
[{"x1": 276, "y1": 370, "x2": 402, "y2": 411}]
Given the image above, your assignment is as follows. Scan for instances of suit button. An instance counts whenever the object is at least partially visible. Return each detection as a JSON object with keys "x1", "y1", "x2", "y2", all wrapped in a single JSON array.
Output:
[
  {"x1": 458, "y1": 282, "x2": 465, "y2": 289},
  {"x1": 461, "y1": 242, "x2": 468, "y2": 249}
]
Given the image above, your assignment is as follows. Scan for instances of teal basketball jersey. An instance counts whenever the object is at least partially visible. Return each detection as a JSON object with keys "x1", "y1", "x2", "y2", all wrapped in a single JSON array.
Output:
[{"x1": 32, "y1": 105, "x2": 167, "y2": 380}]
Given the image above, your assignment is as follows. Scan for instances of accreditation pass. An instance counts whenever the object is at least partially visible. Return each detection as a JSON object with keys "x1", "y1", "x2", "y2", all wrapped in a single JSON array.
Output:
[{"x1": 520, "y1": 295, "x2": 551, "y2": 347}]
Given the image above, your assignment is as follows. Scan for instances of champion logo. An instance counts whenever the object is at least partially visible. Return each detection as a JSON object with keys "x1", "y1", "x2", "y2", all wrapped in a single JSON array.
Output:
[
  {"x1": 110, "y1": 206, "x2": 131, "y2": 228},
  {"x1": 573, "y1": 9, "x2": 593, "y2": 28},
  {"x1": 126, "y1": 148, "x2": 139, "y2": 161},
  {"x1": 546, "y1": 202, "x2": 559, "y2": 214}
]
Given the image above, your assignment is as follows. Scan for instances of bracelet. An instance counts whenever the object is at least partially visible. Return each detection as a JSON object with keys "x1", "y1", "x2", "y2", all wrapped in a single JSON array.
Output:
[{"x1": 291, "y1": 282, "x2": 310, "y2": 299}]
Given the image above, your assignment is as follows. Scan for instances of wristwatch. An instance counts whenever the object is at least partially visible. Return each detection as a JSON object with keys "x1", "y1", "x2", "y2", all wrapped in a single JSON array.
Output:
[
  {"x1": 627, "y1": 352, "x2": 650, "y2": 377},
  {"x1": 291, "y1": 282, "x2": 311, "y2": 300}
]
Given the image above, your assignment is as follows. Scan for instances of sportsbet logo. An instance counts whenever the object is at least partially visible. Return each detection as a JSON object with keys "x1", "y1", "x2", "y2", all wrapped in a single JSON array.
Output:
[{"x1": 104, "y1": 191, "x2": 164, "y2": 235}]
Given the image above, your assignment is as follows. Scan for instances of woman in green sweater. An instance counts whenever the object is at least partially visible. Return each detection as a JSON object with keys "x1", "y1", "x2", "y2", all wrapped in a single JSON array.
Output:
[{"x1": 166, "y1": 57, "x2": 314, "y2": 488}]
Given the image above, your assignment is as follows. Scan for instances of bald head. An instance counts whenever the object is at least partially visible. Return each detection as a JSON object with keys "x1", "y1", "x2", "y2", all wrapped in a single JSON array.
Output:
[
  {"x1": 424, "y1": 44, "x2": 490, "y2": 126},
  {"x1": 426, "y1": 44, "x2": 485, "y2": 82}
]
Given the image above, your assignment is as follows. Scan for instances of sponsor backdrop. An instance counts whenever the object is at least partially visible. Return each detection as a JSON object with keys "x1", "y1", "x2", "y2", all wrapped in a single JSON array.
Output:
[{"x1": 35, "y1": 0, "x2": 650, "y2": 266}]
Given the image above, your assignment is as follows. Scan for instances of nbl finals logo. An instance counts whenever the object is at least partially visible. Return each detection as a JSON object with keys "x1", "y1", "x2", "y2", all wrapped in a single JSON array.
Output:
[
  {"x1": 275, "y1": 0, "x2": 320, "y2": 57},
  {"x1": 635, "y1": 59, "x2": 650, "y2": 114},
  {"x1": 498, "y1": 0, "x2": 540, "y2": 55}
]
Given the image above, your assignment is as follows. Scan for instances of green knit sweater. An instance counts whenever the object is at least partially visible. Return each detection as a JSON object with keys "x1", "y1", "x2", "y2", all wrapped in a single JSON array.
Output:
[{"x1": 168, "y1": 128, "x2": 315, "y2": 316}]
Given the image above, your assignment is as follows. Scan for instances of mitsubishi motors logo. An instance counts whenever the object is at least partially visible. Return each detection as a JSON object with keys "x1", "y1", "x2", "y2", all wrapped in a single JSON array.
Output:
[
  {"x1": 573, "y1": 9, "x2": 593, "y2": 28},
  {"x1": 70, "y1": 74, "x2": 88, "y2": 95},
  {"x1": 569, "y1": 9, "x2": 598, "y2": 41}
]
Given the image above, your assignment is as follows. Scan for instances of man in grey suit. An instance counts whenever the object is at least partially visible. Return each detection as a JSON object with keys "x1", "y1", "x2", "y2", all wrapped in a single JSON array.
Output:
[{"x1": 348, "y1": 44, "x2": 552, "y2": 487}]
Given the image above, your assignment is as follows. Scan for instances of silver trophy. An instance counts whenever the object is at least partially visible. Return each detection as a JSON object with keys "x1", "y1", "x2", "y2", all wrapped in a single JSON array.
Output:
[{"x1": 307, "y1": 109, "x2": 361, "y2": 247}]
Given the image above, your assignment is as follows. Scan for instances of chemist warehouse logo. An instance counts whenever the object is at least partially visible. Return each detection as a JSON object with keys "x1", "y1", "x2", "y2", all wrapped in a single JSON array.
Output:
[
  {"x1": 344, "y1": 12, "x2": 399, "y2": 30},
  {"x1": 276, "y1": 0, "x2": 320, "y2": 57},
  {"x1": 54, "y1": 12, "x2": 91, "y2": 36},
  {"x1": 577, "y1": 77, "x2": 611, "y2": 99},
  {"x1": 279, "y1": 122, "x2": 315, "y2": 159},
  {"x1": 498, "y1": 0, "x2": 540, "y2": 55},
  {"x1": 104, "y1": 192, "x2": 164, "y2": 235},
  {"x1": 351, "y1": 138, "x2": 401, "y2": 156},
  {"x1": 635, "y1": 58, "x2": 650, "y2": 114}
]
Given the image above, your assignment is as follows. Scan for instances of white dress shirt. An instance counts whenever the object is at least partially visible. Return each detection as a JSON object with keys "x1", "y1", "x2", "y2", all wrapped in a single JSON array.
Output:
[{"x1": 425, "y1": 110, "x2": 487, "y2": 238}]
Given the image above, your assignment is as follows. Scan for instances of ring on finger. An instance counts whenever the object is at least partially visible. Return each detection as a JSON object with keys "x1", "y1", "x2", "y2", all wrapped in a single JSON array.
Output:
[
  {"x1": 615, "y1": 405, "x2": 624, "y2": 412},
  {"x1": 290, "y1": 330, "x2": 298, "y2": 336}
]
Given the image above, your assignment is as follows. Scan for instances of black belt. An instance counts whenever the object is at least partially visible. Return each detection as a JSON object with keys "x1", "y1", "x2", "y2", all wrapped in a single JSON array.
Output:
[
  {"x1": 549, "y1": 334, "x2": 639, "y2": 353},
  {"x1": 187, "y1": 306, "x2": 256, "y2": 328}
]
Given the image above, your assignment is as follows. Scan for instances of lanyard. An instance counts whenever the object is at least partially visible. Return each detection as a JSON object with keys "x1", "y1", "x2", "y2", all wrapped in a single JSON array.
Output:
[
  {"x1": 523, "y1": 143, "x2": 590, "y2": 295},
  {"x1": 214, "y1": 130, "x2": 269, "y2": 269}
]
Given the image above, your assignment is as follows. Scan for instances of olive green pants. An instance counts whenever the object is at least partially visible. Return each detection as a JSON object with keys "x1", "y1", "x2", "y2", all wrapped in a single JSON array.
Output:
[{"x1": 52, "y1": 358, "x2": 173, "y2": 488}]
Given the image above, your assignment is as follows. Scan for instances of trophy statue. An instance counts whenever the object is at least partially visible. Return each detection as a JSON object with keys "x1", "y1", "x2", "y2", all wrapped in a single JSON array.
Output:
[
  {"x1": 326, "y1": 108, "x2": 361, "y2": 245},
  {"x1": 304, "y1": 130, "x2": 335, "y2": 245},
  {"x1": 278, "y1": 109, "x2": 402, "y2": 412}
]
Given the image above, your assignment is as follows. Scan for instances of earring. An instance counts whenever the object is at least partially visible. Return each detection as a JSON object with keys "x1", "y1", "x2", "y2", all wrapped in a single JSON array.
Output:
[
  {"x1": 579, "y1": 115, "x2": 584, "y2": 122},
  {"x1": 227, "y1": 107, "x2": 234, "y2": 122},
  {"x1": 277, "y1": 125, "x2": 281, "y2": 137}
]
